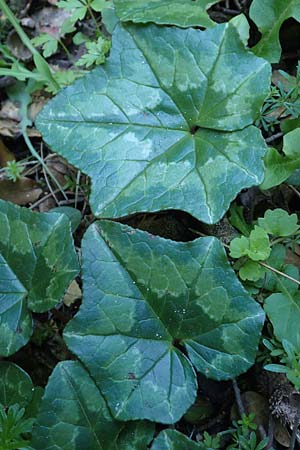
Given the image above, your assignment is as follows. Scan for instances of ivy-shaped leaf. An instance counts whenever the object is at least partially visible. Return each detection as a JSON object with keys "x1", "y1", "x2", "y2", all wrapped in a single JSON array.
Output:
[
  {"x1": 151, "y1": 429, "x2": 201, "y2": 449},
  {"x1": 64, "y1": 221, "x2": 264, "y2": 424},
  {"x1": 36, "y1": 22, "x2": 270, "y2": 224},
  {"x1": 0, "y1": 362, "x2": 33, "y2": 408},
  {"x1": 113, "y1": 0, "x2": 220, "y2": 28},
  {"x1": 250, "y1": 0, "x2": 300, "y2": 63},
  {"x1": 31, "y1": 361, "x2": 155, "y2": 450},
  {"x1": 0, "y1": 200, "x2": 79, "y2": 356}
]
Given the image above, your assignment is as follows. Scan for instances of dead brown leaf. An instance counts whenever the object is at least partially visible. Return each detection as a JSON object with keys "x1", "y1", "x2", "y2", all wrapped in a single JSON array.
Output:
[
  {"x1": 285, "y1": 248, "x2": 300, "y2": 267},
  {"x1": 0, "y1": 100, "x2": 41, "y2": 138},
  {"x1": 0, "y1": 138, "x2": 15, "y2": 167},
  {"x1": 0, "y1": 178, "x2": 42, "y2": 205},
  {"x1": 63, "y1": 280, "x2": 82, "y2": 307}
]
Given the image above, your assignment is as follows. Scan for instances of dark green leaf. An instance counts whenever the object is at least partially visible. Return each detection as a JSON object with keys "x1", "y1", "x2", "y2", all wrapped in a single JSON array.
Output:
[
  {"x1": 117, "y1": 422, "x2": 155, "y2": 450},
  {"x1": 151, "y1": 429, "x2": 201, "y2": 449},
  {"x1": 250, "y1": 0, "x2": 300, "y2": 63},
  {"x1": 114, "y1": 0, "x2": 219, "y2": 28},
  {"x1": 0, "y1": 200, "x2": 79, "y2": 356},
  {"x1": 32, "y1": 361, "x2": 153, "y2": 450},
  {"x1": 0, "y1": 362, "x2": 33, "y2": 408},
  {"x1": 64, "y1": 221, "x2": 264, "y2": 423},
  {"x1": 50, "y1": 206, "x2": 82, "y2": 232},
  {"x1": 36, "y1": 22, "x2": 270, "y2": 224},
  {"x1": 24, "y1": 386, "x2": 44, "y2": 420}
]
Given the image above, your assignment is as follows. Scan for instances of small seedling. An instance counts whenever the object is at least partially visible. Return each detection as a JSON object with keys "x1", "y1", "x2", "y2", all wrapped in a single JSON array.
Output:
[{"x1": 4, "y1": 160, "x2": 23, "y2": 182}]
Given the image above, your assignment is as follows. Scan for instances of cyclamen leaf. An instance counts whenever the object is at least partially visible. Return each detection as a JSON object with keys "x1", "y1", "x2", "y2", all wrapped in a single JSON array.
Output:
[
  {"x1": 113, "y1": 0, "x2": 219, "y2": 28},
  {"x1": 32, "y1": 361, "x2": 121, "y2": 450},
  {"x1": 0, "y1": 362, "x2": 33, "y2": 408},
  {"x1": 0, "y1": 200, "x2": 79, "y2": 356},
  {"x1": 117, "y1": 422, "x2": 155, "y2": 450},
  {"x1": 229, "y1": 14, "x2": 250, "y2": 46},
  {"x1": 36, "y1": 22, "x2": 270, "y2": 224},
  {"x1": 31, "y1": 361, "x2": 154, "y2": 450},
  {"x1": 151, "y1": 429, "x2": 201, "y2": 450},
  {"x1": 250, "y1": 0, "x2": 300, "y2": 63},
  {"x1": 64, "y1": 221, "x2": 265, "y2": 424},
  {"x1": 258, "y1": 208, "x2": 299, "y2": 237}
]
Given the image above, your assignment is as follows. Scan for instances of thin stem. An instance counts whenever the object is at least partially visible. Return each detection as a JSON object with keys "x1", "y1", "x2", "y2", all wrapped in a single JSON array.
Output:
[
  {"x1": 265, "y1": 132, "x2": 284, "y2": 143},
  {"x1": 75, "y1": 170, "x2": 81, "y2": 209},
  {"x1": 0, "y1": 0, "x2": 59, "y2": 91},
  {"x1": 288, "y1": 184, "x2": 300, "y2": 200},
  {"x1": 0, "y1": 68, "x2": 44, "y2": 81},
  {"x1": 232, "y1": 379, "x2": 245, "y2": 416},
  {"x1": 58, "y1": 38, "x2": 76, "y2": 64},
  {"x1": 86, "y1": 3, "x2": 101, "y2": 35},
  {"x1": 41, "y1": 144, "x2": 59, "y2": 205},
  {"x1": 58, "y1": 197, "x2": 85, "y2": 206},
  {"x1": 270, "y1": 237, "x2": 287, "y2": 246},
  {"x1": 190, "y1": 228, "x2": 300, "y2": 286},
  {"x1": 289, "y1": 401, "x2": 300, "y2": 450},
  {"x1": 266, "y1": 416, "x2": 275, "y2": 450},
  {"x1": 0, "y1": 0, "x2": 39, "y2": 56},
  {"x1": 259, "y1": 261, "x2": 300, "y2": 286},
  {"x1": 29, "y1": 189, "x2": 60, "y2": 210},
  {"x1": 22, "y1": 132, "x2": 68, "y2": 201},
  {"x1": 232, "y1": 0, "x2": 241, "y2": 9}
]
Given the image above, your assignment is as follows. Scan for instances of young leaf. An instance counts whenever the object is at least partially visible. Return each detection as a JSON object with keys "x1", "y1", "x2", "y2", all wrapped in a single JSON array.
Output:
[
  {"x1": 229, "y1": 235, "x2": 250, "y2": 259},
  {"x1": 31, "y1": 34, "x2": 58, "y2": 58},
  {"x1": 258, "y1": 208, "x2": 299, "y2": 236},
  {"x1": 264, "y1": 364, "x2": 289, "y2": 373},
  {"x1": 250, "y1": 0, "x2": 300, "y2": 63},
  {"x1": 76, "y1": 36, "x2": 111, "y2": 67},
  {"x1": 113, "y1": 0, "x2": 219, "y2": 28},
  {"x1": 247, "y1": 226, "x2": 271, "y2": 261},
  {"x1": 36, "y1": 22, "x2": 270, "y2": 224},
  {"x1": 63, "y1": 221, "x2": 265, "y2": 424},
  {"x1": 239, "y1": 260, "x2": 265, "y2": 282},
  {"x1": 229, "y1": 226, "x2": 271, "y2": 261},
  {"x1": 31, "y1": 361, "x2": 154, "y2": 450},
  {"x1": 151, "y1": 429, "x2": 202, "y2": 449},
  {"x1": 91, "y1": 0, "x2": 111, "y2": 12},
  {"x1": 57, "y1": 0, "x2": 87, "y2": 23},
  {"x1": 0, "y1": 200, "x2": 79, "y2": 356}
]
